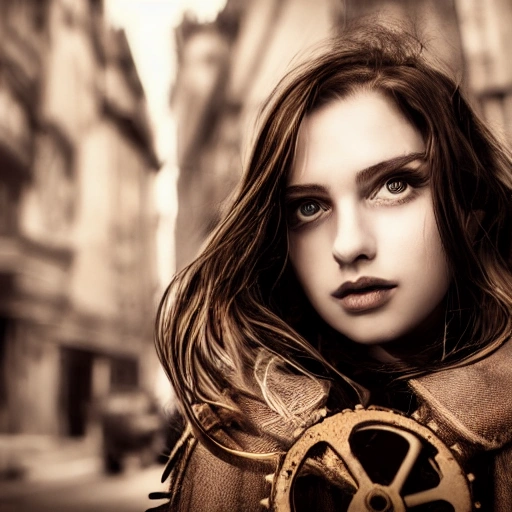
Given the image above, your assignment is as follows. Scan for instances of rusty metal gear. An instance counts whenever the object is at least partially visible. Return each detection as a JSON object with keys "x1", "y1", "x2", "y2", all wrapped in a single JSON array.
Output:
[{"x1": 265, "y1": 406, "x2": 474, "y2": 512}]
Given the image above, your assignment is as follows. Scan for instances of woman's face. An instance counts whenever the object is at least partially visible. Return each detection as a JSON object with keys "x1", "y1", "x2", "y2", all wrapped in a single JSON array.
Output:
[{"x1": 287, "y1": 90, "x2": 451, "y2": 347}]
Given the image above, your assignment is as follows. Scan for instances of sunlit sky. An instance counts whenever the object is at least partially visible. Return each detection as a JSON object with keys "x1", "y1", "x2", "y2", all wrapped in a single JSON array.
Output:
[
  {"x1": 105, "y1": 2, "x2": 228, "y2": 403},
  {"x1": 105, "y1": 0, "x2": 227, "y2": 272},
  {"x1": 105, "y1": 0, "x2": 228, "y2": 159}
]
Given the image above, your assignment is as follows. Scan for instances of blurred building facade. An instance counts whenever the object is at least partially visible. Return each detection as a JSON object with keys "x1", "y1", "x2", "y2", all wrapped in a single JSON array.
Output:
[
  {"x1": 172, "y1": 0, "x2": 512, "y2": 271},
  {"x1": 0, "y1": 0, "x2": 160, "y2": 478}
]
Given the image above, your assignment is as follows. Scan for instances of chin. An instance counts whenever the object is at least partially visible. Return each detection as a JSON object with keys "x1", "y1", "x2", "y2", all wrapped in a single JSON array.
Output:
[
  {"x1": 335, "y1": 323, "x2": 407, "y2": 346},
  {"x1": 345, "y1": 334, "x2": 398, "y2": 346}
]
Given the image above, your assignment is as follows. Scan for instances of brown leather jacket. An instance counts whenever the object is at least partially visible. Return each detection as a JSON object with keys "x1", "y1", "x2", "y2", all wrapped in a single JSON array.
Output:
[{"x1": 148, "y1": 340, "x2": 512, "y2": 511}]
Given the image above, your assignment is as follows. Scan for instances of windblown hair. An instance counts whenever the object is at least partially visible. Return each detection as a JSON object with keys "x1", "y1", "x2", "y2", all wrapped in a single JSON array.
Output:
[{"x1": 156, "y1": 26, "x2": 512, "y2": 439}]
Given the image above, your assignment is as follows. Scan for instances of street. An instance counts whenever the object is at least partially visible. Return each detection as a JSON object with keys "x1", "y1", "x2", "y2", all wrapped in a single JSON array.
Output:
[{"x1": 0, "y1": 464, "x2": 168, "y2": 512}]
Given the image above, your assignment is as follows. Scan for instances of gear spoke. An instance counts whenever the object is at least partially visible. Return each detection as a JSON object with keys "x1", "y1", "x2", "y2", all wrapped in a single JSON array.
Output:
[
  {"x1": 329, "y1": 441, "x2": 375, "y2": 490},
  {"x1": 356, "y1": 424, "x2": 423, "y2": 492},
  {"x1": 389, "y1": 430, "x2": 422, "y2": 492},
  {"x1": 404, "y1": 486, "x2": 448, "y2": 507}
]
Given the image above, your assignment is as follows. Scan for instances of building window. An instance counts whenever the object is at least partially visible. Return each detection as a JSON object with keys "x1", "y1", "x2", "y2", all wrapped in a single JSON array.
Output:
[
  {"x1": 34, "y1": 128, "x2": 76, "y2": 238},
  {"x1": 110, "y1": 357, "x2": 138, "y2": 391},
  {"x1": 0, "y1": 182, "x2": 18, "y2": 235},
  {"x1": 0, "y1": 317, "x2": 8, "y2": 408},
  {"x1": 60, "y1": 347, "x2": 93, "y2": 437}
]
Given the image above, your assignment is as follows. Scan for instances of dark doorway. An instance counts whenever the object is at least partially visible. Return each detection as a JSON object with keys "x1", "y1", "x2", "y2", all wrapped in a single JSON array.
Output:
[
  {"x1": 60, "y1": 347, "x2": 93, "y2": 437},
  {"x1": 110, "y1": 356, "x2": 138, "y2": 391}
]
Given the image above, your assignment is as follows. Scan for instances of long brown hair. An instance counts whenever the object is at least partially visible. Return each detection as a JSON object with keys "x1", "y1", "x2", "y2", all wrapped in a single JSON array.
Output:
[{"x1": 156, "y1": 26, "x2": 512, "y2": 439}]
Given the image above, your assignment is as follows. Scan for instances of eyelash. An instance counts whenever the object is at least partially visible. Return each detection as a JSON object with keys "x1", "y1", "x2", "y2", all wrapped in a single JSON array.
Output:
[
  {"x1": 286, "y1": 198, "x2": 329, "y2": 229},
  {"x1": 286, "y1": 169, "x2": 429, "y2": 229},
  {"x1": 370, "y1": 169, "x2": 429, "y2": 203}
]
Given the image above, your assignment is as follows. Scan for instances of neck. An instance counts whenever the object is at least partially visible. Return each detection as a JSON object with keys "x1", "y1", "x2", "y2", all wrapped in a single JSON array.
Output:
[{"x1": 370, "y1": 299, "x2": 447, "y2": 364}]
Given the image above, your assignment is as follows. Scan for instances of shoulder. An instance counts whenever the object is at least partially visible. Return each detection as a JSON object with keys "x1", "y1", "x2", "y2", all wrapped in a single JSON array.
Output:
[
  {"x1": 410, "y1": 337, "x2": 512, "y2": 455},
  {"x1": 154, "y1": 420, "x2": 271, "y2": 512}
]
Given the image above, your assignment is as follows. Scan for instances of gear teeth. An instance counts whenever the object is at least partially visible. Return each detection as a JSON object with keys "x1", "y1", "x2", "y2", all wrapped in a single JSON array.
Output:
[
  {"x1": 466, "y1": 472, "x2": 475, "y2": 483},
  {"x1": 354, "y1": 404, "x2": 364, "y2": 410},
  {"x1": 265, "y1": 473, "x2": 275, "y2": 483},
  {"x1": 342, "y1": 408, "x2": 352, "y2": 413},
  {"x1": 292, "y1": 426, "x2": 305, "y2": 438},
  {"x1": 450, "y1": 442, "x2": 463, "y2": 456},
  {"x1": 260, "y1": 497, "x2": 270, "y2": 509},
  {"x1": 411, "y1": 410, "x2": 421, "y2": 421},
  {"x1": 427, "y1": 420, "x2": 439, "y2": 432}
]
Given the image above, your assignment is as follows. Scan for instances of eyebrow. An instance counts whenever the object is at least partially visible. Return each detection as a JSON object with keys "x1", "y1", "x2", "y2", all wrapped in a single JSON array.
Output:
[
  {"x1": 355, "y1": 152, "x2": 426, "y2": 187},
  {"x1": 285, "y1": 183, "x2": 328, "y2": 197},
  {"x1": 285, "y1": 152, "x2": 426, "y2": 197}
]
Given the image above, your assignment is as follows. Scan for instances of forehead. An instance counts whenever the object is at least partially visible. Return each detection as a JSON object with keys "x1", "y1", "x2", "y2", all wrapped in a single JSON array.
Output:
[{"x1": 289, "y1": 90, "x2": 425, "y2": 185}]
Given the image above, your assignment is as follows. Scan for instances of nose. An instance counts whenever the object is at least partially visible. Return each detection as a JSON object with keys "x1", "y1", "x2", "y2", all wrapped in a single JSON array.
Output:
[{"x1": 332, "y1": 202, "x2": 376, "y2": 266}]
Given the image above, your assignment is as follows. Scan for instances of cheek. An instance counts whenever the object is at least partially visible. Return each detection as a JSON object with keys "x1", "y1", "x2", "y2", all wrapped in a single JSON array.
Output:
[
  {"x1": 416, "y1": 205, "x2": 448, "y2": 269},
  {"x1": 288, "y1": 232, "x2": 331, "y2": 291},
  {"x1": 376, "y1": 196, "x2": 449, "y2": 278},
  {"x1": 386, "y1": 204, "x2": 450, "y2": 289},
  {"x1": 288, "y1": 236, "x2": 310, "y2": 271},
  {"x1": 421, "y1": 221, "x2": 451, "y2": 293},
  {"x1": 384, "y1": 197, "x2": 438, "y2": 253}
]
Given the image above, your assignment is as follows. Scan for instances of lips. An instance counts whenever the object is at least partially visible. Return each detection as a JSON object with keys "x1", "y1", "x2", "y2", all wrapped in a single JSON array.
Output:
[{"x1": 332, "y1": 277, "x2": 397, "y2": 313}]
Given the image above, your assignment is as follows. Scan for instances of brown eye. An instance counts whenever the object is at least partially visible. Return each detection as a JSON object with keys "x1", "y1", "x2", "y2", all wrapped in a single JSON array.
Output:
[
  {"x1": 386, "y1": 179, "x2": 407, "y2": 194},
  {"x1": 299, "y1": 202, "x2": 321, "y2": 217}
]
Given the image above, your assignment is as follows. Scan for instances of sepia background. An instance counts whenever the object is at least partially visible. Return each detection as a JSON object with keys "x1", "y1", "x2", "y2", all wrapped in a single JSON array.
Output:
[{"x1": 0, "y1": 0, "x2": 510, "y2": 511}]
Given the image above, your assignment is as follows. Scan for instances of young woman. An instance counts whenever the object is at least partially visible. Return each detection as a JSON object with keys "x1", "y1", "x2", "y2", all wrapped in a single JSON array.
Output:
[{"x1": 149, "y1": 26, "x2": 512, "y2": 512}]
